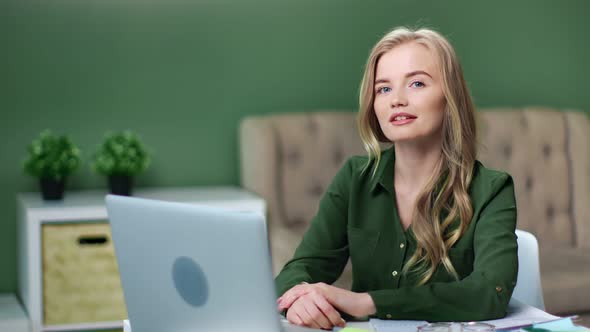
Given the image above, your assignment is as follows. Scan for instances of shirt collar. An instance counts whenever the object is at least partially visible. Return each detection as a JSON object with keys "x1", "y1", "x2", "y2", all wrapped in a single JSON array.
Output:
[{"x1": 369, "y1": 146, "x2": 396, "y2": 194}]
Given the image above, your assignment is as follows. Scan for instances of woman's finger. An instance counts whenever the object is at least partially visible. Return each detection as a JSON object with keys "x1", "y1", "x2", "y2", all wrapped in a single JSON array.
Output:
[
  {"x1": 279, "y1": 285, "x2": 301, "y2": 304},
  {"x1": 301, "y1": 295, "x2": 332, "y2": 330},
  {"x1": 279, "y1": 284, "x2": 313, "y2": 309},
  {"x1": 291, "y1": 299, "x2": 319, "y2": 329},
  {"x1": 311, "y1": 292, "x2": 345, "y2": 327},
  {"x1": 286, "y1": 305, "x2": 304, "y2": 326}
]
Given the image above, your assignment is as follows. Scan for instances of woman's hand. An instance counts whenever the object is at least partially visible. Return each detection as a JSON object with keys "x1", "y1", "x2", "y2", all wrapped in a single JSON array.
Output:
[
  {"x1": 277, "y1": 282, "x2": 315, "y2": 311},
  {"x1": 278, "y1": 282, "x2": 377, "y2": 318},
  {"x1": 285, "y1": 290, "x2": 346, "y2": 330}
]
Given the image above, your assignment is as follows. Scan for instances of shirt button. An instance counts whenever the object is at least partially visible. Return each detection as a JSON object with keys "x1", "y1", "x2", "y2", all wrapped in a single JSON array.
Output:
[
  {"x1": 496, "y1": 286, "x2": 503, "y2": 292},
  {"x1": 386, "y1": 314, "x2": 392, "y2": 319},
  {"x1": 392, "y1": 271, "x2": 398, "y2": 277},
  {"x1": 400, "y1": 243, "x2": 405, "y2": 249}
]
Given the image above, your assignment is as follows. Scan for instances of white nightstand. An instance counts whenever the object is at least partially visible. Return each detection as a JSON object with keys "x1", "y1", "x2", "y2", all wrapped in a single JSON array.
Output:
[{"x1": 17, "y1": 186, "x2": 266, "y2": 332}]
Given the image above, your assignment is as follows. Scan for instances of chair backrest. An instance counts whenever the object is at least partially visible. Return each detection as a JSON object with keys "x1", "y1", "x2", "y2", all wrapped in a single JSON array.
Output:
[{"x1": 512, "y1": 229, "x2": 545, "y2": 310}]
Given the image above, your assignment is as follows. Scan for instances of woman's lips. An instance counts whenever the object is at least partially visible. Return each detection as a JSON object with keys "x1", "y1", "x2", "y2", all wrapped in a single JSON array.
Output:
[
  {"x1": 391, "y1": 117, "x2": 416, "y2": 125},
  {"x1": 390, "y1": 113, "x2": 417, "y2": 125}
]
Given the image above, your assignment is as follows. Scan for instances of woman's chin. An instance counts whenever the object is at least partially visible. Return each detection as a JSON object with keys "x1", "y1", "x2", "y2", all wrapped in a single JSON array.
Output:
[{"x1": 387, "y1": 135, "x2": 419, "y2": 143}]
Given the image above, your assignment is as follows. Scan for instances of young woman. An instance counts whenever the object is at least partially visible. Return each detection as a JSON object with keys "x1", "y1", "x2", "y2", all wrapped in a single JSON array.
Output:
[{"x1": 274, "y1": 27, "x2": 518, "y2": 329}]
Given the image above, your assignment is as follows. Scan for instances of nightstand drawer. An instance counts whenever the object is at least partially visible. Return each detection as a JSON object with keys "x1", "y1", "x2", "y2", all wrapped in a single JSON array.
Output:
[{"x1": 42, "y1": 222, "x2": 127, "y2": 325}]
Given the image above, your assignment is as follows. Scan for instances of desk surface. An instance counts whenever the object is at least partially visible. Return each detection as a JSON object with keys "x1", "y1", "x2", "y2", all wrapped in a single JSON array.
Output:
[
  {"x1": 124, "y1": 319, "x2": 373, "y2": 331},
  {"x1": 281, "y1": 319, "x2": 373, "y2": 331}
]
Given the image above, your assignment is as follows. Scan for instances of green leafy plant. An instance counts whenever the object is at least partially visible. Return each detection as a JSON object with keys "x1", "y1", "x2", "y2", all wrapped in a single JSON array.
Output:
[
  {"x1": 22, "y1": 130, "x2": 81, "y2": 181},
  {"x1": 92, "y1": 131, "x2": 151, "y2": 177}
]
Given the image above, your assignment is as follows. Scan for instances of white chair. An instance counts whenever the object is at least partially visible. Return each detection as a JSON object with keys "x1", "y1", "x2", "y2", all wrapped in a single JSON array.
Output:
[
  {"x1": 124, "y1": 319, "x2": 131, "y2": 332},
  {"x1": 511, "y1": 229, "x2": 545, "y2": 310}
]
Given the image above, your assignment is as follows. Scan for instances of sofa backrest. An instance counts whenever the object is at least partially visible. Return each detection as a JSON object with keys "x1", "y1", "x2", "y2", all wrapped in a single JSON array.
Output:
[
  {"x1": 240, "y1": 111, "x2": 364, "y2": 232},
  {"x1": 239, "y1": 108, "x2": 589, "y2": 249},
  {"x1": 477, "y1": 108, "x2": 589, "y2": 248}
]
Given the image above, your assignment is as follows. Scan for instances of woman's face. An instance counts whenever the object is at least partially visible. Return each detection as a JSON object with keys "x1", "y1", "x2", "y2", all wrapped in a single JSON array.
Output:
[{"x1": 373, "y1": 42, "x2": 446, "y2": 145}]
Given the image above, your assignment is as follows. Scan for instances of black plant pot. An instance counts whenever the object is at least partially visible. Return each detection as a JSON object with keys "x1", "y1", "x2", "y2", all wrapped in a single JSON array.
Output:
[
  {"x1": 108, "y1": 175, "x2": 133, "y2": 196},
  {"x1": 40, "y1": 178, "x2": 65, "y2": 200}
]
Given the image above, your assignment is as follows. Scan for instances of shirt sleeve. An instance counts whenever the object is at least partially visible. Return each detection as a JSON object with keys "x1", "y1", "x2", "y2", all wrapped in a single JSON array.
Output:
[
  {"x1": 368, "y1": 173, "x2": 519, "y2": 322},
  {"x1": 274, "y1": 158, "x2": 353, "y2": 298}
]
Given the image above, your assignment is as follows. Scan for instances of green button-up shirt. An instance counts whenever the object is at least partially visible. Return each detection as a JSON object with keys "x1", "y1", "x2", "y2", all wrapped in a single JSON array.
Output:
[{"x1": 275, "y1": 147, "x2": 518, "y2": 322}]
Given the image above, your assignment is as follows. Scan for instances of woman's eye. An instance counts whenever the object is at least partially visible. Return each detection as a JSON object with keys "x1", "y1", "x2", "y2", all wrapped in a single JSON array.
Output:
[
  {"x1": 377, "y1": 86, "x2": 391, "y2": 94},
  {"x1": 410, "y1": 81, "x2": 425, "y2": 88}
]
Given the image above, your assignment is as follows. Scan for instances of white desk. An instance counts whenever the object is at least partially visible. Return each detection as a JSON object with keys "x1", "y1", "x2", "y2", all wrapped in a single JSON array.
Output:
[{"x1": 123, "y1": 318, "x2": 374, "y2": 331}]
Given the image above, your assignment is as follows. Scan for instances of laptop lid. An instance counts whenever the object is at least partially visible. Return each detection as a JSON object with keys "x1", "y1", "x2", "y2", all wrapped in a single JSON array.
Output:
[{"x1": 106, "y1": 194, "x2": 282, "y2": 332}]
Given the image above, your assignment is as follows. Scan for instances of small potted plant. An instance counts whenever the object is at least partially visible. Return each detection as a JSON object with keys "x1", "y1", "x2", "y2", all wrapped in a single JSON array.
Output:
[
  {"x1": 23, "y1": 130, "x2": 81, "y2": 200},
  {"x1": 91, "y1": 131, "x2": 151, "y2": 196}
]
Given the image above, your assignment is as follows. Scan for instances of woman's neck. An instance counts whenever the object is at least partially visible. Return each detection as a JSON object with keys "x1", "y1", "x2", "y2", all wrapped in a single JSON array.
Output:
[{"x1": 393, "y1": 139, "x2": 443, "y2": 194}]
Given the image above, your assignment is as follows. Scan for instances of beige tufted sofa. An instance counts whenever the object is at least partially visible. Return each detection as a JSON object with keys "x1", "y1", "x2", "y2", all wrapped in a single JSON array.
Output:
[{"x1": 239, "y1": 108, "x2": 589, "y2": 317}]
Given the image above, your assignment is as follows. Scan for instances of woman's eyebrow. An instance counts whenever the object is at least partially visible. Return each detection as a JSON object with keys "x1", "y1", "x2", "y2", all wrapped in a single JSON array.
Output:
[
  {"x1": 374, "y1": 70, "x2": 432, "y2": 84},
  {"x1": 405, "y1": 70, "x2": 432, "y2": 78}
]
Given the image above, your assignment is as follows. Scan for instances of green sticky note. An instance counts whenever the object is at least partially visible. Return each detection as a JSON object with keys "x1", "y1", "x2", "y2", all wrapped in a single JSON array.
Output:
[{"x1": 339, "y1": 328, "x2": 371, "y2": 332}]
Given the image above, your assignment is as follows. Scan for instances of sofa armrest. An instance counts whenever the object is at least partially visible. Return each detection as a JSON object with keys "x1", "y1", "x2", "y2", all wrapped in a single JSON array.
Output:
[{"x1": 239, "y1": 116, "x2": 283, "y2": 231}]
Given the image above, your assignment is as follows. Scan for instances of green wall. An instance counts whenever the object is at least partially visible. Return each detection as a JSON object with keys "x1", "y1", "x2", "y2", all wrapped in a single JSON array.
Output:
[{"x1": 1, "y1": 0, "x2": 588, "y2": 293}]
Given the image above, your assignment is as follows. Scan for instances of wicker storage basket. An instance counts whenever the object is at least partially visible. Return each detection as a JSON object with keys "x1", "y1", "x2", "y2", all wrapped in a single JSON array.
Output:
[{"x1": 42, "y1": 222, "x2": 128, "y2": 325}]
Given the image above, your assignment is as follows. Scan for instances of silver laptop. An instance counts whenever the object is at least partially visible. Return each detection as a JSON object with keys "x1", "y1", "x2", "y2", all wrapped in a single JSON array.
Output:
[{"x1": 106, "y1": 194, "x2": 325, "y2": 332}]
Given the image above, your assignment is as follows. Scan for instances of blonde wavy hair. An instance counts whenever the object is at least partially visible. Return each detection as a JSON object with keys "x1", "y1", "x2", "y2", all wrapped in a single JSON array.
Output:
[{"x1": 357, "y1": 27, "x2": 477, "y2": 285}]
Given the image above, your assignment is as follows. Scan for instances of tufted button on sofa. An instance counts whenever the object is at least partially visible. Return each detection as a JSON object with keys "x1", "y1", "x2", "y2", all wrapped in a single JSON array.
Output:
[{"x1": 239, "y1": 108, "x2": 589, "y2": 316}]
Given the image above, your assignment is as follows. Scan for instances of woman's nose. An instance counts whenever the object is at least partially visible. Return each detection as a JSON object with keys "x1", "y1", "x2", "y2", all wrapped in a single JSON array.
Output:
[{"x1": 390, "y1": 91, "x2": 408, "y2": 107}]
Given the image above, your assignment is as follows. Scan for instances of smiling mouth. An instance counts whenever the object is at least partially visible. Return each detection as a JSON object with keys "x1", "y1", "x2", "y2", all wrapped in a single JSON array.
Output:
[
  {"x1": 393, "y1": 115, "x2": 415, "y2": 121},
  {"x1": 389, "y1": 114, "x2": 417, "y2": 122}
]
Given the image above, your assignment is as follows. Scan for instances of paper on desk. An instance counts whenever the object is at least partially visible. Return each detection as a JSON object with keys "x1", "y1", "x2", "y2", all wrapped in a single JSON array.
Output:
[
  {"x1": 368, "y1": 299, "x2": 559, "y2": 332},
  {"x1": 482, "y1": 299, "x2": 559, "y2": 330},
  {"x1": 369, "y1": 319, "x2": 427, "y2": 332}
]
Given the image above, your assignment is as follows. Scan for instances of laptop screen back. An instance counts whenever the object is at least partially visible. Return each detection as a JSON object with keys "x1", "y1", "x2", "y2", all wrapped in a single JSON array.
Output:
[{"x1": 106, "y1": 195, "x2": 281, "y2": 332}]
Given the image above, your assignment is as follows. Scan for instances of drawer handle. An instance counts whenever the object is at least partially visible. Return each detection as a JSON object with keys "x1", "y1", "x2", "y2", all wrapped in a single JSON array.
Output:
[{"x1": 78, "y1": 235, "x2": 109, "y2": 245}]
